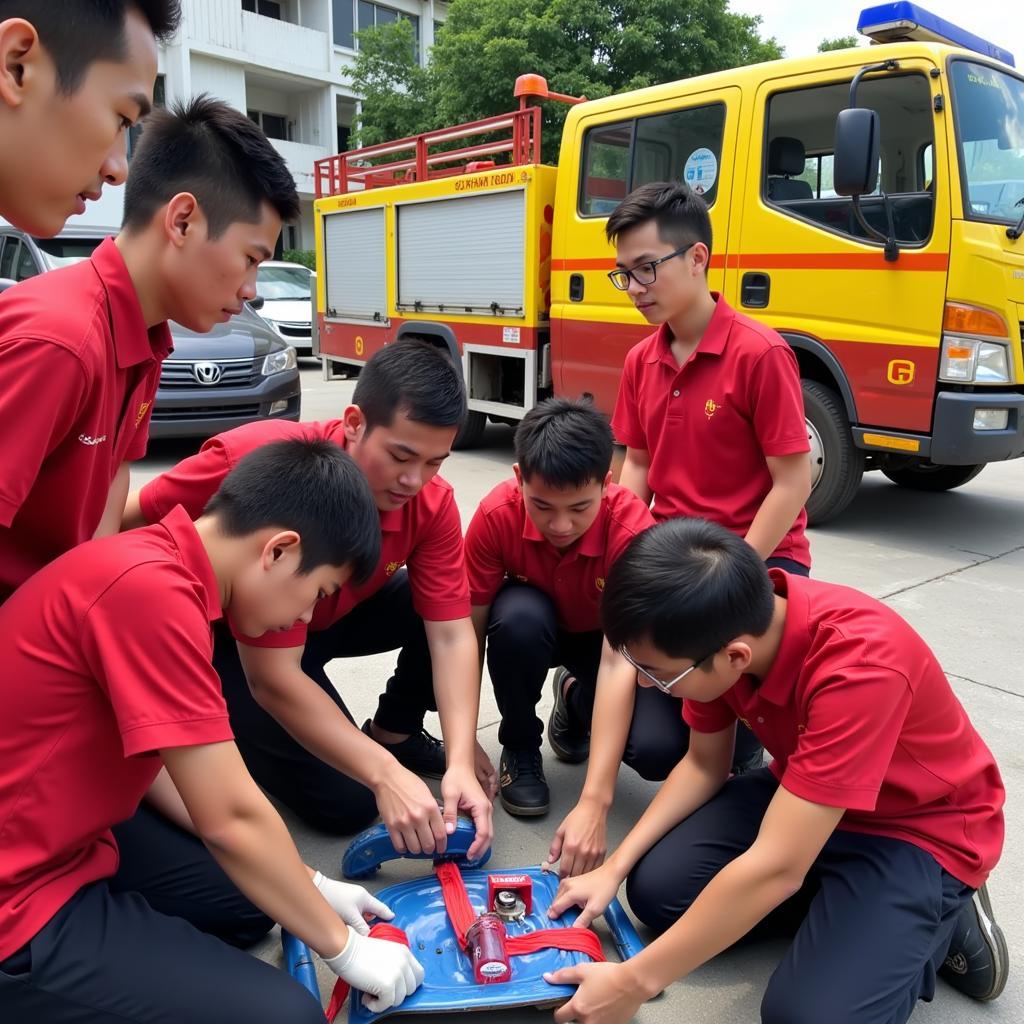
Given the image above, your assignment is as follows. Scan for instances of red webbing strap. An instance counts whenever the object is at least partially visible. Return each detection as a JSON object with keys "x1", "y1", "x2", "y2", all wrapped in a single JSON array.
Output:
[{"x1": 324, "y1": 864, "x2": 605, "y2": 1021}]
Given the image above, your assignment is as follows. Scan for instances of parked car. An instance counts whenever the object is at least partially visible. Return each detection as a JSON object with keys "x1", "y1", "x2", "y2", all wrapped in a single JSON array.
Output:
[
  {"x1": 255, "y1": 259, "x2": 316, "y2": 356},
  {"x1": 0, "y1": 225, "x2": 301, "y2": 439}
]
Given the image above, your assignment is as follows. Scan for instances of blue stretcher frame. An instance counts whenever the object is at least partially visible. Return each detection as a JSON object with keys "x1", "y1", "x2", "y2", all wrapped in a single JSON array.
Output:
[{"x1": 282, "y1": 820, "x2": 644, "y2": 1022}]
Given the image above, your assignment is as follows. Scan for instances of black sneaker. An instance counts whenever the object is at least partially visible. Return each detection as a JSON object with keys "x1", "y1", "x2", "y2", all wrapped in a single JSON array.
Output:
[
  {"x1": 499, "y1": 746, "x2": 549, "y2": 817},
  {"x1": 939, "y1": 884, "x2": 1008, "y2": 1002},
  {"x1": 362, "y1": 719, "x2": 446, "y2": 779},
  {"x1": 547, "y1": 667, "x2": 590, "y2": 764}
]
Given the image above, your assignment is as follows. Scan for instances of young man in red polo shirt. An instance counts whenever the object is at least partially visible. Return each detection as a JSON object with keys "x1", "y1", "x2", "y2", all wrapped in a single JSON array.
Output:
[
  {"x1": 123, "y1": 339, "x2": 495, "y2": 861},
  {"x1": 0, "y1": 2, "x2": 179, "y2": 237},
  {"x1": 0, "y1": 94, "x2": 298, "y2": 603},
  {"x1": 0, "y1": 439, "x2": 426, "y2": 1023},
  {"x1": 607, "y1": 180, "x2": 812, "y2": 777},
  {"x1": 545, "y1": 518, "x2": 1007, "y2": 1024},
  {"x1": 466, "y1": 398, "x2": 653, "y2": 824}
]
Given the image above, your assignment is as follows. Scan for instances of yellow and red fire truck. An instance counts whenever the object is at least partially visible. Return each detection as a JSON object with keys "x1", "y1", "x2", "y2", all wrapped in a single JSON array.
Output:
[{"x1": 313, "y1": 4, "x2": 1024, "y2": 522}]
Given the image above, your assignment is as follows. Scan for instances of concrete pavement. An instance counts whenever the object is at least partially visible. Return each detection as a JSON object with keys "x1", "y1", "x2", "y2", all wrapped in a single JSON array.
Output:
[{"x1": 131, "y1": 363, "x2": 1022, "y2": 1023}]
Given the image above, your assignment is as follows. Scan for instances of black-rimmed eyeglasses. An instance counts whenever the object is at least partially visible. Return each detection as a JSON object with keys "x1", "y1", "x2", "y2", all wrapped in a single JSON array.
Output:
[{"x1": 607, "y1": 243, "x2": 696, "y2": 291}]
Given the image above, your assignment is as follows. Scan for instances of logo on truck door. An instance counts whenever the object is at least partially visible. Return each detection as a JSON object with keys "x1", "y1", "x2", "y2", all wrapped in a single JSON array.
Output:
[{"x1": 886, "y1": 359, "x2": 915, "y2": 386}]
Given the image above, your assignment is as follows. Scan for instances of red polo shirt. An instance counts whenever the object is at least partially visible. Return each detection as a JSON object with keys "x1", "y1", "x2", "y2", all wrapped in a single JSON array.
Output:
[
  {"x1": 684, "y1": 570, "x2": 1005, "y2": 888},
  {"x1": 611, "y1": 294, "x2": 810, "y2": 567},
  {"x1": 138, "y1": 418, "x2": 471, "y2": 649},
  {"x1": 0, "y1": 237, "x2": 172, "y2": 601},
  {"x1": 466, "y1": 479, "x2": 654, "y2": 633},
  {"x1": 0, "y1": 506, "x2": 234, "y2": 958}
]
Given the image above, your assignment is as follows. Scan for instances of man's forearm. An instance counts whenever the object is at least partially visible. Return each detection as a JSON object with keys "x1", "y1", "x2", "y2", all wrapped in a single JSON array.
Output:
[
  {"x1": 744, "y1": 482, "x2": 808, "y2": 561},
  {"x1": 578, "y1": 648, "x2": 636, "y2": 806},
  {"x1": 94, "y1": 462, "x2": 131, "y2": 539},
  {"x1": 618, "y1": 454, "x2": 652, "y2": 506},
  {"x1": 427, "y1": 620, "x2": 481, "y2": 769}
]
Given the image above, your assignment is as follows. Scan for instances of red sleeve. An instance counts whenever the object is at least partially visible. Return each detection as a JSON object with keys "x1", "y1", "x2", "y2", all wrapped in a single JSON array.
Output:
[
  {"x1": 605, "y1": 495, "x2": 655, "y2": 567},
  {"x1": 780, "y1": 665, "x2": 912, "y2": 811},
  {"x1": 610, "y1": 348, "x2": 646, "y2": 450},
  {"x1": 0, "y1": 338, "x2": 87, "y2": 527},
  {"x1": 465, "y1": 505, "x2": 508, "y2": 607},
  {"x1": 80, "y1": 565, "x2": 234, "y2": 757},
  {"x1": 407, "y1": 489, "x2": 471, "y2": 621},
  {"x1": 139, "y1": 435, "x2": 234, "y2": 524},
  {"x1": 124, "y1": 368, "x2": 162, "y2": 463},
  {"x1": 747, "y1": 346, "x2": 810, "y2": 457},
  {"x1": 683, "y1": 696, "x2": 737, "y2": 734}
]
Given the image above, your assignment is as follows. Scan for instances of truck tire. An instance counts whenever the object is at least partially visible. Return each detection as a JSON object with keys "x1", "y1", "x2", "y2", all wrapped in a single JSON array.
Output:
[
  {"x1": 803, "y1": 379, "x2": 865, "y2": 526},
  {"x1": 881, "y1": 463, "x2": 985, "y2": 491},
  {"x1": 452, "y1": 410, "x2": 487, "y2": 450}
]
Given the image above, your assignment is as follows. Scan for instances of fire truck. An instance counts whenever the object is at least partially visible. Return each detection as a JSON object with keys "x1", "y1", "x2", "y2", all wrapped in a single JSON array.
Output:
[{"x1": 313, "y1": 3, "x2": 1024, "y2": 523}]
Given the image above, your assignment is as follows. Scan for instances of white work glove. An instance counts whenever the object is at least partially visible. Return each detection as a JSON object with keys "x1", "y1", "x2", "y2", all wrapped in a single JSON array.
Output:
[
  {"x1": 313, "y1": 871, "x2": 394, "y2": 936},
  {"x1": 323, "y1": 928, "x2": 425, "y2": 1011}
]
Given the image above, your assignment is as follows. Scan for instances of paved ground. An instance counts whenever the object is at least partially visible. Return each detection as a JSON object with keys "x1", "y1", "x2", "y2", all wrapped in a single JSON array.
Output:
[{"x1": 133, "y1": 363, "x2": 1023, "y2": 1023}]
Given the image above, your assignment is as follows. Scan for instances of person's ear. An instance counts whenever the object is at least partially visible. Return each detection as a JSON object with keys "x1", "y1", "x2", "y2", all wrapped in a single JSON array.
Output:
[
  {"x1": 259, "y1": 530, "x2": 302, "y2": 573},
  {"x1": 0, "y1": 19, "x2": 44, "y2": 108},
  {"x1": 691, "y1": 242, "x2": 710, "y2": 277},
  {"x1": 512, "y1": 463, "x2": 523, "y2": 488},
  {"x1": 723, "y1": 641, "x2": 753, "y2": 676},
  {"x1": 600, "y1": 469, "x2": 612, "y2": 494},
  {"x1": 163, "y1": 192, "x2": 203, "y2": 250},
  {"x1": 341, "y1": 404, "x2": 366, "y2": 445}
]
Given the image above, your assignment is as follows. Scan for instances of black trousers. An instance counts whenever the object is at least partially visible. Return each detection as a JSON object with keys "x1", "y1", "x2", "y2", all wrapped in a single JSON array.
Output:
[
  {"x1": 485, "y1": 582, "x2": 761, "y2": 774},
  {"x1": 626, "y1": 769, "x2": 973, "y2": 1024},
  {"x1": 0, "y1": 803, "x2": 322, "y2": 1024},
  {"x1": 217, "y1": 570, "x2": 437, "y2": 835}
]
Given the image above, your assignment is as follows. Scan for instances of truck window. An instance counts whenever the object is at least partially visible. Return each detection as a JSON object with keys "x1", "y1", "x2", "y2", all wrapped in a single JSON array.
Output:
[
  {"x1": 764, "y1": 73, "x2": 934, "y2": 245},
  {"x1": 579, "y1": 102, "x2": 727, "y2": 217}
]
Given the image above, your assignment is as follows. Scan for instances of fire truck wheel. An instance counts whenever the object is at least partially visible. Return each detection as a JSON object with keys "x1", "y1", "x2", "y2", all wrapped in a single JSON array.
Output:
[
  {"x1": 452, "y1": 410, "x2": 487, "y2": 450},
  {"x1": 803, "y1": 379, "x2": 865, "y2": 526},
  {"x1": 881, "y1": 462, "x2": 985, "y2": 491}
]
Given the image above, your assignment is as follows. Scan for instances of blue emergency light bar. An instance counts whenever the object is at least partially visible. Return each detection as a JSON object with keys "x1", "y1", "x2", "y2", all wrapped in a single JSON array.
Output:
[{"x1": 858, "y1": 3, "x2": 1015, "y2": 67}]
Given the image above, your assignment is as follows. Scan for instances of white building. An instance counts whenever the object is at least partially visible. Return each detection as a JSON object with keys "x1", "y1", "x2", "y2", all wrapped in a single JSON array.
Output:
[{"x1": 81, "y1": 0, "x2": 447, "y2": 248}]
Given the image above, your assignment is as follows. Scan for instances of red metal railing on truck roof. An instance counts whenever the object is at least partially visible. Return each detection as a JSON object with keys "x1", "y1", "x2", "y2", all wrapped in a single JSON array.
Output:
[{"x1": 314, "y1": 74, "x2": 585, "y2": 198}]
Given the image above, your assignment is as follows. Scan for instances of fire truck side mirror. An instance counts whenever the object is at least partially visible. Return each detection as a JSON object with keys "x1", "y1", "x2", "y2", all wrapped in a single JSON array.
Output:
[{"x1": 833, "y1": 107, "x2": 881, "y2": 198}]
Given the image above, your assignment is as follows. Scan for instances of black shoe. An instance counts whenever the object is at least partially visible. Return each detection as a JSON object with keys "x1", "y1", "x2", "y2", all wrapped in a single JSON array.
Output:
[
  {"x1": 731, "y1": 746, "x2": 765, "y2": 775},
  {"x1": 939, "y1": 884, "x2": 1009, "y2": 1002},
  {"x1": 547, "y1": 667, "x2": 590, "y2": 764},
  {"x1": 499, "y1": 746, "x2": 549, "y2": 817},
  {"x1": 362, "y1": 719, "x2": 446, "y2": 779}
]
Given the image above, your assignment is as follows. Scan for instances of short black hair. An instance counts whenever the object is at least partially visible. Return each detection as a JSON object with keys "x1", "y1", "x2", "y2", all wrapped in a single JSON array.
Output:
[
  {"x1": 203, "y1": 438, "x2": 380, "y2": 581},
  {"x1": 353, "y1": 338, "x2": 467, "y2": 433},
  {"x1": 605, "y1": 181, "x2": 713, "y2": 261},
  {"x1": 122, "y1": 95, "x2": 300, "y2": 237},
  {"x1": 0, "y1": 2, "x2": 181, "y2": 94},
  {"x1": 602, "y1": 518, "x2": 774, "y2": 660},
  {"x1": 515, "y1": 397, "x2": 613, "y2": 489}
]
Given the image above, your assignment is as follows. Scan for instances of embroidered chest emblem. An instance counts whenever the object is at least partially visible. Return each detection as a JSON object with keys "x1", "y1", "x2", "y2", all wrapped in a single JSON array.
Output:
[
  {"x1": 77, "y1": 433, "x2": 108, "y2": 447},
  {"x1": 515, "y1": 574, "x2": 528, "y2": 583},
  {"x1": 595, "y1": 577, "x2": 605, "y2": 592},
  {"x1": 704, "y1": 399, "x2": 720, "y2": 420},
  {"x1": 134, "y1": 400, "x2": 152, "y2": 427},
  {"x1": 385, "y1": 560, "x2": 405, "y2": 576}
]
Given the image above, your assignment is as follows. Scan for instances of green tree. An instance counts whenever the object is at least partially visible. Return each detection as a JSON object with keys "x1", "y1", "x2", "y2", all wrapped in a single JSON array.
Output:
[
  {"x1": 347, "y1": 0, "x2": 782, "y2": 164},
  {"x1": 346, "y1": 18, "x2": 432, "y2": 148},
  {"x1": 818, "y1": 35, "x2": 860, "y2": 52}
]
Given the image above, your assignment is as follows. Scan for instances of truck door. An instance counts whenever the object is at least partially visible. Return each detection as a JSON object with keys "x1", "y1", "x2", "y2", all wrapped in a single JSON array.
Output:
[{"x1": 552, "y1": 86, "x2": 741, "y2": 413}]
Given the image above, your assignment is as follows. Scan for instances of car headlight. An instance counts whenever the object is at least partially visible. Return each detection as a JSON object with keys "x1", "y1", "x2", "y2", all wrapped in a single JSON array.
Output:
[
  {"x1": 261, "y1": 347, "x2": 297, "y2": 376},
  {"x1": 939, "y1": 336, "x2": 1010, "y2": 384}
]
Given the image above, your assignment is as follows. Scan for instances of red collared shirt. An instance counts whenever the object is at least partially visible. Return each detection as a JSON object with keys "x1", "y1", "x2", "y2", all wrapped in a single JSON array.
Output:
[
  {"x1": 0, "y1": 237, "x2": 172, "y2": 600},
  {"x1": 611, "y1": 293, "x2": 810, "y2": 567},
  {"x1": 684, "y1": 570, "x2": 1005, "y2": 888},
  {"x1": 0, "y1": 506, "x2": 233, "y2": 958},
  {"x1": 138, "y1": 418, "x2": 471, "y2": 649},
  {"x1": 466, "y1": 479, "x2": 654, "y2": 633}
]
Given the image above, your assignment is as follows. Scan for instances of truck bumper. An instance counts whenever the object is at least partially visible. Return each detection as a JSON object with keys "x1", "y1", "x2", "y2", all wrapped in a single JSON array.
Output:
[{"x1": 930, "y1": 391, "x2": 1024, "y2": 464}]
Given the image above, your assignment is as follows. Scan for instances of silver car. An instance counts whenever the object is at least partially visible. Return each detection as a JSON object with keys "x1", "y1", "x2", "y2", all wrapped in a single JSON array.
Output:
[
  {"x1": 0, "y1": 225, "x2": 301, "y2": 439},
  {"x1": 255, "y1": 259, "x2": 316, "y2": 356}
]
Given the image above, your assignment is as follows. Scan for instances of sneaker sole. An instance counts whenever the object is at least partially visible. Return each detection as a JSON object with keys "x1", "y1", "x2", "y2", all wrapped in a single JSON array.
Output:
[
  {"x1": 548, "y1": 668, "x2": 590, "y2": 765},
  {"x1": 499, "y1": 793, "x2": 550, "y2": 817},
  {"x1": 973, "y1": 885, "x2": 1009, "y2": 1002}
]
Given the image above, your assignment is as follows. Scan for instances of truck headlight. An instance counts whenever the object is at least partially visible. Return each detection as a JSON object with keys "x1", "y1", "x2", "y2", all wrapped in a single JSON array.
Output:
[
  {"x1": 939, "y1": 336, "x2": 1010, "y2": 384},
  {"x1": 262, "y1": 347, "x2": 297, "y2": 376}
]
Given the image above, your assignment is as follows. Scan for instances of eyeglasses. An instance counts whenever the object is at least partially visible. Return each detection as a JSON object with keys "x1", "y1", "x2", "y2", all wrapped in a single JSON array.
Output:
[
  {"x1": 618, "y1": 645, "x2": 713, "y2": 695},
  {"x1": 607, "y1": 243, "x2": 696, "y2": 291}
]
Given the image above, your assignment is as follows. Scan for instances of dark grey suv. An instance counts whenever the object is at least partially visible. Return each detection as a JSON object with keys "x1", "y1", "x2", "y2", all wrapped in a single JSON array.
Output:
[{"x1": 0, "y1": 225, "x2": 301, "y2": 439}]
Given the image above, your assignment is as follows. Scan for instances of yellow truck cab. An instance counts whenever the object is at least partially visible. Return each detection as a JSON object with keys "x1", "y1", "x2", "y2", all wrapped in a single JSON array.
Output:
[{"x1": 314, "y1": 3, "x2": 1024, "y2": 522}]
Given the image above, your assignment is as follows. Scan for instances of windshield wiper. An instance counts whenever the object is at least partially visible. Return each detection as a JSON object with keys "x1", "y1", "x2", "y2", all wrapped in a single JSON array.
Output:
[{"x1": 1008, "y1": 196, "x2": 1024, "y2": 241}]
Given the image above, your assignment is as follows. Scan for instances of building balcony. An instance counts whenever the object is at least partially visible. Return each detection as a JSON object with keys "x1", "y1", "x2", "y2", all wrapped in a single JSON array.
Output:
[
  {"x1": 183, "y1": 0, "x2": 331, "y2": 77},
  {"x1": 271, "y1": 139, "x2": 331, "y2": 196}
]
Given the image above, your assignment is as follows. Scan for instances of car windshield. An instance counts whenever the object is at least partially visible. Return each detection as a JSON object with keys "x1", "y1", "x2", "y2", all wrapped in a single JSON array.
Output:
[
  {"x1": 36, "y1": 237, "x2": 104, "y2": 269},
  {"x1": 258, "y1": 265, "x2": 311, "y2": 301},
  {"x1": 950, "y1": 60, "x2": 1024, "y2": 223}
]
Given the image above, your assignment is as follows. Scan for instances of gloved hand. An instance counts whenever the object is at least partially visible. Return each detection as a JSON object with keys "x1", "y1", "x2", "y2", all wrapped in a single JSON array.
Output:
[
  {"x1": 323, "y1": 928, "x2": 425, "y2": 1011},
  {"x1": 313, "y1": 871, "x2": 394, "y2": 936}
]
